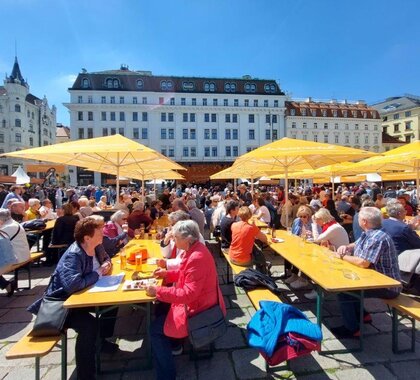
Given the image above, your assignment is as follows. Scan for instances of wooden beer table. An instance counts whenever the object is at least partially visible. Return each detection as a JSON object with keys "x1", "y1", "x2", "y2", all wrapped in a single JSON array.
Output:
[
  {"x1": 269, "y1": 230, "x2": 401, "y2": 352},
  {"x1": 64, "y1": 239, "x2": 162, "y2": 373}
]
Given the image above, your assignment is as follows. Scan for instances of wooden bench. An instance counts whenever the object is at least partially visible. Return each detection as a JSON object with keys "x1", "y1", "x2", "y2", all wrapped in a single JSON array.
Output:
[
  {"x1": 6, "y1": 331, "x2": 67, "y2": 380},
  {"x1": 382, "y1": 294, "x2": 420, "y2": 353},
  {"x1": 8, "y1": 251, "x2": 44, "y2": 290}
]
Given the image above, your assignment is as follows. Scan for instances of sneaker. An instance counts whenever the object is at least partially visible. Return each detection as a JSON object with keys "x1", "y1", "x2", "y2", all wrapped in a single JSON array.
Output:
[
  {"x1": 284, "y1": 273, "x2": 299, "y2": 285},
  {"x1": 171, "y1": 345, "x2": 183, "y2": 356},
  {"x1": 330, "y1": 325, "x2": 360, "y2": 339},
  {"x1": 304, "y1": 289, "x2": 318, "y2": 299},
  {"x1": 290, "y1": 277, "x2": 311, "y2": 290},
  {"x1": 101, "y1": 340, "x2": 119, "y2": 354}
]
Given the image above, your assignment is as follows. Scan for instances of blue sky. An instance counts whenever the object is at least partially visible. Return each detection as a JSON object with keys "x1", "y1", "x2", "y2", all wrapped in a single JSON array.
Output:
[{"x1": 1, "y1": 0, "x2": 419, "y2": 125}]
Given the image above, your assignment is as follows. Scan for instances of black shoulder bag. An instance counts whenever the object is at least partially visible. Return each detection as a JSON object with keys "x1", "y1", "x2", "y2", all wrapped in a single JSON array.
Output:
[{"x1": 186, "y1": 276, "x2": 227, "y2": 348}]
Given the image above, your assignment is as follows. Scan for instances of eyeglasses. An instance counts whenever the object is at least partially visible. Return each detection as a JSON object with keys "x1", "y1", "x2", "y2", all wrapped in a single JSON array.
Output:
[{"x1": 299, "y1": 215, "x2": 309, "y2": 219}]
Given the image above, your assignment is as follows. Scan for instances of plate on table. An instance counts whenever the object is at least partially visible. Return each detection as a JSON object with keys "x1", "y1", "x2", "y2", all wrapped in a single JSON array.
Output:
[
  {"x1": 122, "y1": 278, "x2": 157, "y2": 291},
  {"x1": 271, "y1": 238, "x2": 284, "y2": 243},
  {"x1": 132, "y1": 271, "x2": 155, "y2": 280}
]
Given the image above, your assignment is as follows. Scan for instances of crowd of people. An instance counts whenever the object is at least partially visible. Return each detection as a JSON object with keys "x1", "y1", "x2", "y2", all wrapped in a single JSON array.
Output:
[{"x1": 0, "y1": 179, "x2": 419, "y2": 378}]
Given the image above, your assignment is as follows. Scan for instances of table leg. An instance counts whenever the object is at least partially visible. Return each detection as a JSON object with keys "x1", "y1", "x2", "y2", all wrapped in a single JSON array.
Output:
[
  {"x1": 359, "y1": 290, "x2": 364, "y2": 352},
  {"x1": 316, "y1": 286, "x2": 324, "y2": 326}
]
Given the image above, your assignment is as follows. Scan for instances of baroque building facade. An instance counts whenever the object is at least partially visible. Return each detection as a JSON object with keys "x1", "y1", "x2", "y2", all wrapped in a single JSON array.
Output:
[
  {"x1": 0, "y1": 57, "x2": 57, "y2": 176},
  {"x1": 285, "y1": 98, "x2": 382, "y2": 152},
  {"x1": 65, "y1": 66, "x2": 286, "y2": 185}
]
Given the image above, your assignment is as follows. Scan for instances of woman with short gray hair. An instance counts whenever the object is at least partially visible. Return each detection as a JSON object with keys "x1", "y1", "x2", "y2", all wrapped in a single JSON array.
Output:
[
  {"x1": 103, "y1": 210, "x2": 128, "y2": 244},
  {"x1": 147, "y1": 219, "x2": 225, "y2": 380}
]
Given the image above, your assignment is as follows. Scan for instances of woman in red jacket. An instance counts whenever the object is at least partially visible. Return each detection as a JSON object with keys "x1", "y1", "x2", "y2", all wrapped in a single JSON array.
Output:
[{"x1": 146, "y1": 220, "x2": 225, "y2": 380}]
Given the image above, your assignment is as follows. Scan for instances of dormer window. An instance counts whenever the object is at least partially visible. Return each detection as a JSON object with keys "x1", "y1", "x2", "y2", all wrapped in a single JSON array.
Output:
[
  {"x1": 224, "y1": 82, "x2": 237, "y2": 92},
  {"x1": 311, "y1": 109, "x2": 316, "y2": 117},
  {"x1": 160, "y1": 80, "x2": 174, "y2": 91},
  {"x1": 322, "y1": 109, "x2": 327, "y2": 117},
  {"x1": 113, "y1": 79, "x2": 119, "y2": 88},
  {"x1": 136, "y1": 79, "x2": 144, "y2": 89},
  {"x1": 204, "y1": 82, "x2": 216, "y2": 92},
  {"x1": 343, "y1": 110, "x2": 348, "y2": 117},
  {"x1": 333, "y1": 110, "x2": 338, "y2": 117},
  {"x1": 82, "y1": 78, "x2": 90, "y2": 88},
  {"x1": 244, "y1": 83, "x2": 256, "y2": 93},
  {"x1": 106, "y1": 78, "x2": 114, "y2": 88},
  {"x1": 182, "y1": 81, "x2": 195, "y2": 91},
  {"x1": 301, "y1": 108, "x2": 307, "y2": 116},
  {"x1": 264, "y1": 83, "x2": 277, "y2": 93},
  {"x1": 290, "y1": 109, "x2": 296, "y2": 116}
]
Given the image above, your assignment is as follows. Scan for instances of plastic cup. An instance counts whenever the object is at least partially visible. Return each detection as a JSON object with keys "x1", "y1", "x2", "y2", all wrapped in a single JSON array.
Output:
[
  {"x1": 287, "y1": 227, "x2": 292, "y2": 235},
  {"x1": 135, "y1": 254, "x2": 142, "y2": 272}
]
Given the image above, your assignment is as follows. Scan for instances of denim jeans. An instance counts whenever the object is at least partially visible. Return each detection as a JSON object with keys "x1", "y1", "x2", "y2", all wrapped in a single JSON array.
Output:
[
  {"x1": 337, "y1": 288, "x2": 400, "y2": 332},
  {"x1": 150, "y1": 314, "x2": 176, "y2": 380}
]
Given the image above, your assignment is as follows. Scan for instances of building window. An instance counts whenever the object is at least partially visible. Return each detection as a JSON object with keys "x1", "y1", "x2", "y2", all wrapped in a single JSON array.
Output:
[
  {"x1": 161, "y1": 129, "x2": 167, "y2": 139},
  {"x1": 302, "y1": 122, "x2": 307, "y2": 129},
  {"x1": 265, "y1": 129, "x2": 271, "y2": 140},
  {"x1": 405, "y1": 121, "x2": 412, "y2": 130},
  {"x1": 393, "y1": 113, "x2": 399, "y2": 120},
  {"x1": 88, "y1": 96, "x2": 92, "y2": 104},
  {"x1": 168, "y1": 147, "x2": 175, "y2": 157},
  {"x1": 203, "y1": 98, "x2": 207, "y2": 106},
  {"x1": 244, "y1": 99, "x2": 249, "y2": 107},
  {"x1": 335, "y1": 123, "x2": 338, "y2": 130},
  {"x1": 264, "y1": 100, "x2": 268, "y2": 107},
  {"x1": 274, "y1": 100, "x2": 279, "y2": 107},
  {"x1": 183, "y1": 113, "x2": 188, "y2": 122},
  {"x1": 110, "y1": 128, "x2": 116, "y2": 135},
  {"x1": 249, "y1": 129, "x2": 255, "y2": 140},
  {"x1": 343, "y1": 110, "x2": 348, "y2": 117},
  {"x1": 15, "y1": 104, "x2": 21, "y2": 112},
  {"x1": 365, "y1": 135, "x2": 369, "y2": 144},
  {"x1": 204, "y1": 114, "x2": 209, "y2": 122},
  {"x1": 364, "y1": 124, "x2": 369, "y2": 131},
  {"x1": 211, "y1": 129, "x2": 217, "y2": 139},
  {"x1": 78, "y1": 112, "x2": 83, "y2": 121},
  {"x1": 119, "y1": 96, "x2": 124, "y2": 104},
  {"x1": 133, "y1": 97, "x2": 138, "y2": 104},
  {"x1": 232, "y1": 129, "x2": 238, "y2": 139},
  {"x1": 87, "y1": 128, "x2": 93, "y2": 138},
  {"x1": 136, "y1": 79, "x2": 143, "y2": 89},
  {"x1": 253, "y1": 99, "x2": 258, "y2": 107},
  {"x1": 101, "y1": 96, "x2": 106, "y2": 104},
  {"x1": 181, "y1": 98, "x2": 186, "y2": 106},
  {"x1": 190, "y1": 129, "x2": 196, "y2": 139},
  {"x1": 233, "y1": 146, "x2": 239, "y2": 156},
  {"x1": 224, "y1": 99, "x2": 228, "y2": 106},
  {"x1": 168, "y1": 113, "x2": 174, "y2": 122},
  {"x1": 78, "y1": 96, "x2": 82, "y2": 104},
  {"x1": 345, "y1": 135, "x2": 349, "y2": 144},
  {"x1": 249, "y1": 114, "x2": 255, "y2": 123},
  {"x1": 212, "y1": 147, "x2": 217, "y2": 157},
  {"x1": 204, "y1": 129, "x2": 210, "y2": 139},
  {"x1": 82, "y1": 78, "x2": 89, "y2": 88},
  {"x1": 204, "y1": 147, "x2": 210, "y2": 157},
  {"x1": 110, "y1": 96, "x2": 115, "y2": 104},
  {"x1": 323, "y1": 135, "x2": 328, "y2": 143},
  {"x1": 117, "y1": 128, "x2": 123, "y2": 136},
  {"x1": 405, "y1": 111, "x2": 411, "y2": 117},
  {"x1": 183, "y1": 147, "x2": 189, "y2": 157},
  {"x1": 133, "y1": 128, "x2": 139, "y2": 139},
  {"x1": 324, "y1": 123, "x2": 328, "y2": 129},
  {"x1": 374, "y1": 136, "x2": 379, "y2": 145},
  {"x1": 160, "y1": 80, "x2": 174, "y2": 91},
  {"x1": 119, "y1": 112, "x2": 125, "y2": 121},
  {"x1": 0, "y1": 134, "x2": 3, "y2": 143},
  {"x1": 313, "y1": 135, "x2": 318, "y2": 142},
  {"x1": 355, "y1": 135, "x2": 360, "y2": 144},
  {"x1": 102, "y1": 128, "x2": 108, "y2": 136},
  {"x1": 232, "y1": 114, "x2": 238, "y2": 123},
  {"x1": 161, "y1": 113, "x2": 167, "y2": 122},
  {"x1": 272, "y1": 115, "x2": 277, "y2": 123},
  {"x1": 168, "y1": 129, "x2": 174, "y2": 139},
  {"x1": 290, "y1": 109, "x2": 296, "y2": 116},
  {"x1": 394, "y1": 124, "x2": 399, "y2": 132},
  {"x1": 264, "y1": 83, "x2": 277, "y2": 93},
  {"x1": 224, "y1": 83, "x2": 236, "y2": 92},
  {"x1": 190, "y1": 147, "x2": 196, "y2": 157},
  {"x1": 142, "y1": 97, "x2": 147, "y2": 104},
  {"x1": 78, "y1": 128, "x2": 84, "y2": 139},
  {"x1": 301, "y1": 108, "x2": 307, "y2": 116},
  {"x1": 141, "y1": 128, "x2": 148, "y2": 139},
  {"x1": 313, "y1": 122, "x2": 317, "y2": 129},
  {"x1": 226, "y1": 114, "x2": 231, "y2": 123},
  {"x1": 211, "y1": 114, "x2": 217, "y2": 122},
  {"x1": 29, "y1": 137, "x2": 33, "y2": 146},
  {"x1": 335, "y1": 135, "x2": 339, "y2": 144},
  {"x1": 182, "y1": 129, "x2": 188, "y2": 139},
  {"x1": 302, "y1": 134, "x2": 307, "y2": 141},
  {"x1": 244, "y1": 83, "x2": 257, "y2": 93},
  {"x1": 15, "y1": 133, "x2": 21, "y2": 142},
  {"x1": 225, "y1": 129, "x2": 231, "y2": 139},
  {"x1": 88, "y1": 111, "x2": 93, "y2": 121},
  {"x1": 142, "y1": 112, "x2": 148, "y2": 122},
  {"x1": 226, "y1": 146, "x2": 231, "y2": 157},
  {"x1": 15, "y1": 119, "x2": 21, "y2": 128},
  {"x1": 192, "y1": 98, "x2": 196, "y2": 106},
  {"x1": 213, "y1": 99, "x2": 218, "y2": 106},
  {"x1": 273, "y1": 129, "x2": 278, "y2": 140},
  {"x1": 133, "y1": 112, "x2": 138, "y2": 122},
  {"x1": 234, "y1": 99, "x2": 239, "y2": 107},
  {"x1": 204, "y1": 82, "x2": 216, "y2": 92}
]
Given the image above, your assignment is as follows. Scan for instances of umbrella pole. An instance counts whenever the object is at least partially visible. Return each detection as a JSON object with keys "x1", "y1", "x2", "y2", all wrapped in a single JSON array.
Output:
[
  {"x1": 116, "y1": 154, "x2": 120, "y2": 204},
  {"x1": 416, "y1": 167, "x2": 420, "y2": 205},
  {"x1": 285, "y1": 167, "x2": 289, "y2": 228},
  {"x1": 251, "y1": 177, "x2": 254, "y2": 193},
  {"x1": 142, "y1": 175, "x2": 145, "y2": 200},
  {"x1": 332, "y1": 179, "x2": 335, "y2": 200},
  {"x1": 234, "y1": 178, "x2": 237, "y2": 193}
]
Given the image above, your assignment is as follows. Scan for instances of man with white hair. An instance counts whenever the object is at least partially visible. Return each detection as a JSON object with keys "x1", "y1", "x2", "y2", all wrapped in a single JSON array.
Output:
[
  {"x1": 186, "y1": 199, "x2": 205, "y2": 235},
  {"x1": 333, "y1": 207, "x2": 401, "y2": 338},
  {"x1": 25, "y1": 198, "x2": 41, "y2": 220}
]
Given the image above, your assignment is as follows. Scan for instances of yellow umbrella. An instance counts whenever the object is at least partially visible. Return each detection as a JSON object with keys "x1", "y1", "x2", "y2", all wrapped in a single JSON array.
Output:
[
  {"x1": 235, "y1": 137, "x2": 376, "y2": 226},
  {"x1": 350, "y1": 140, "x2": 420, "y2": 202},
  {"x1": 1, "y1": 134, "x2": 185, "y2": 197}
]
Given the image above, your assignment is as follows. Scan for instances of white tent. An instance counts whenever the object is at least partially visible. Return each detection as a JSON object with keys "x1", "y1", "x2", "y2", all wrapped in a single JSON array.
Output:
[{"x1": 11, "y1": 166, "x2": 30, "y2": 185}]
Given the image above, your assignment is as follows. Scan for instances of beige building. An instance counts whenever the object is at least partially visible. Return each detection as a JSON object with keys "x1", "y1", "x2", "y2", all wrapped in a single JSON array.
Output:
[{"x1": 372, "y1": 95, "x2": 420, "y2": 143}]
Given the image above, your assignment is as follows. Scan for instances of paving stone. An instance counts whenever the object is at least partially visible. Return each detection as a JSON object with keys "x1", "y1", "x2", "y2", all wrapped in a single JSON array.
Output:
[
  {"x1": 232, "y1": 348, "x2": 266, "y2": 379},
  {"x1": 388, "y1": 360, "x2": 420, "y2": 379},
  {"x1": 174, "y1": 354, "x2": 198, "y2": 379},
  {"x1": 226, "y1": 308, "x2": 252, "y2": 327},
  {"x1": 214, "y1": 326, "x2": 247, "y2": 349},
  {"x1": 334, "y1": 364, "x2": 396, "y2": 379},
  {"x1": 197, "y1": 351, "x2": 235, "y2": 380},
  {"x1": 0, "y1": 322, "x2": 33, "y2": 342},
  {"x1": 0, "y1": 308, "x2": 33, "y2": 323},
  {"x1": 5, "y1": 295, "x2": 37, "y2": 309},
  {"x1": 297, "y1": 371, "x2": 337, "y2": 380},
  {"x1": 230, "y1": 294, "x2": 253, "y2": 309},
  {"x1": 289, "y1": 351, "x2": 339, "y2": 374}
]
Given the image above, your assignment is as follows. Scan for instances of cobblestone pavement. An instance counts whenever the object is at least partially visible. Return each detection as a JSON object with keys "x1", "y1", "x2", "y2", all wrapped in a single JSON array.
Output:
[{"x1": 0, "y1": 241, "x2": 419, "y2": 379}]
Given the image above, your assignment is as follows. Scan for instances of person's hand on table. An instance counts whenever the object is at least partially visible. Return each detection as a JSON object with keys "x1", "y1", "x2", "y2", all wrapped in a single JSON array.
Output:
[
  {"x1": 153, "y1": 268, "x2": 167, "y2": 278},
  {"x1": 336, "y1": 245, "x2": 347, "y2": 257},
  {"x1": 146, "y1": 285, "x2": 157, "y2": 297},
  {"x1": 156, "y1": 258, "x2": 167, "y2": 268}
]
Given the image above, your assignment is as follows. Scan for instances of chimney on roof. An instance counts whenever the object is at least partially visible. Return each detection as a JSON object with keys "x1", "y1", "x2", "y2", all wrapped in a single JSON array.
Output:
[
  {"x1": 305, "y1": 97, "x2": 312, "y2": 102},
  {"x1": 343, "y1": 99, "x2": 348, "y2": 104},
  {"x1": 120, "y1": 64, "x2": 129, "y2": 71},
  {"x1": 242, "y1": 75, "x2": 252, "y2": 79},
  {"x1": 356, "y1": 100, "x2": 366, "y2": 105}
]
